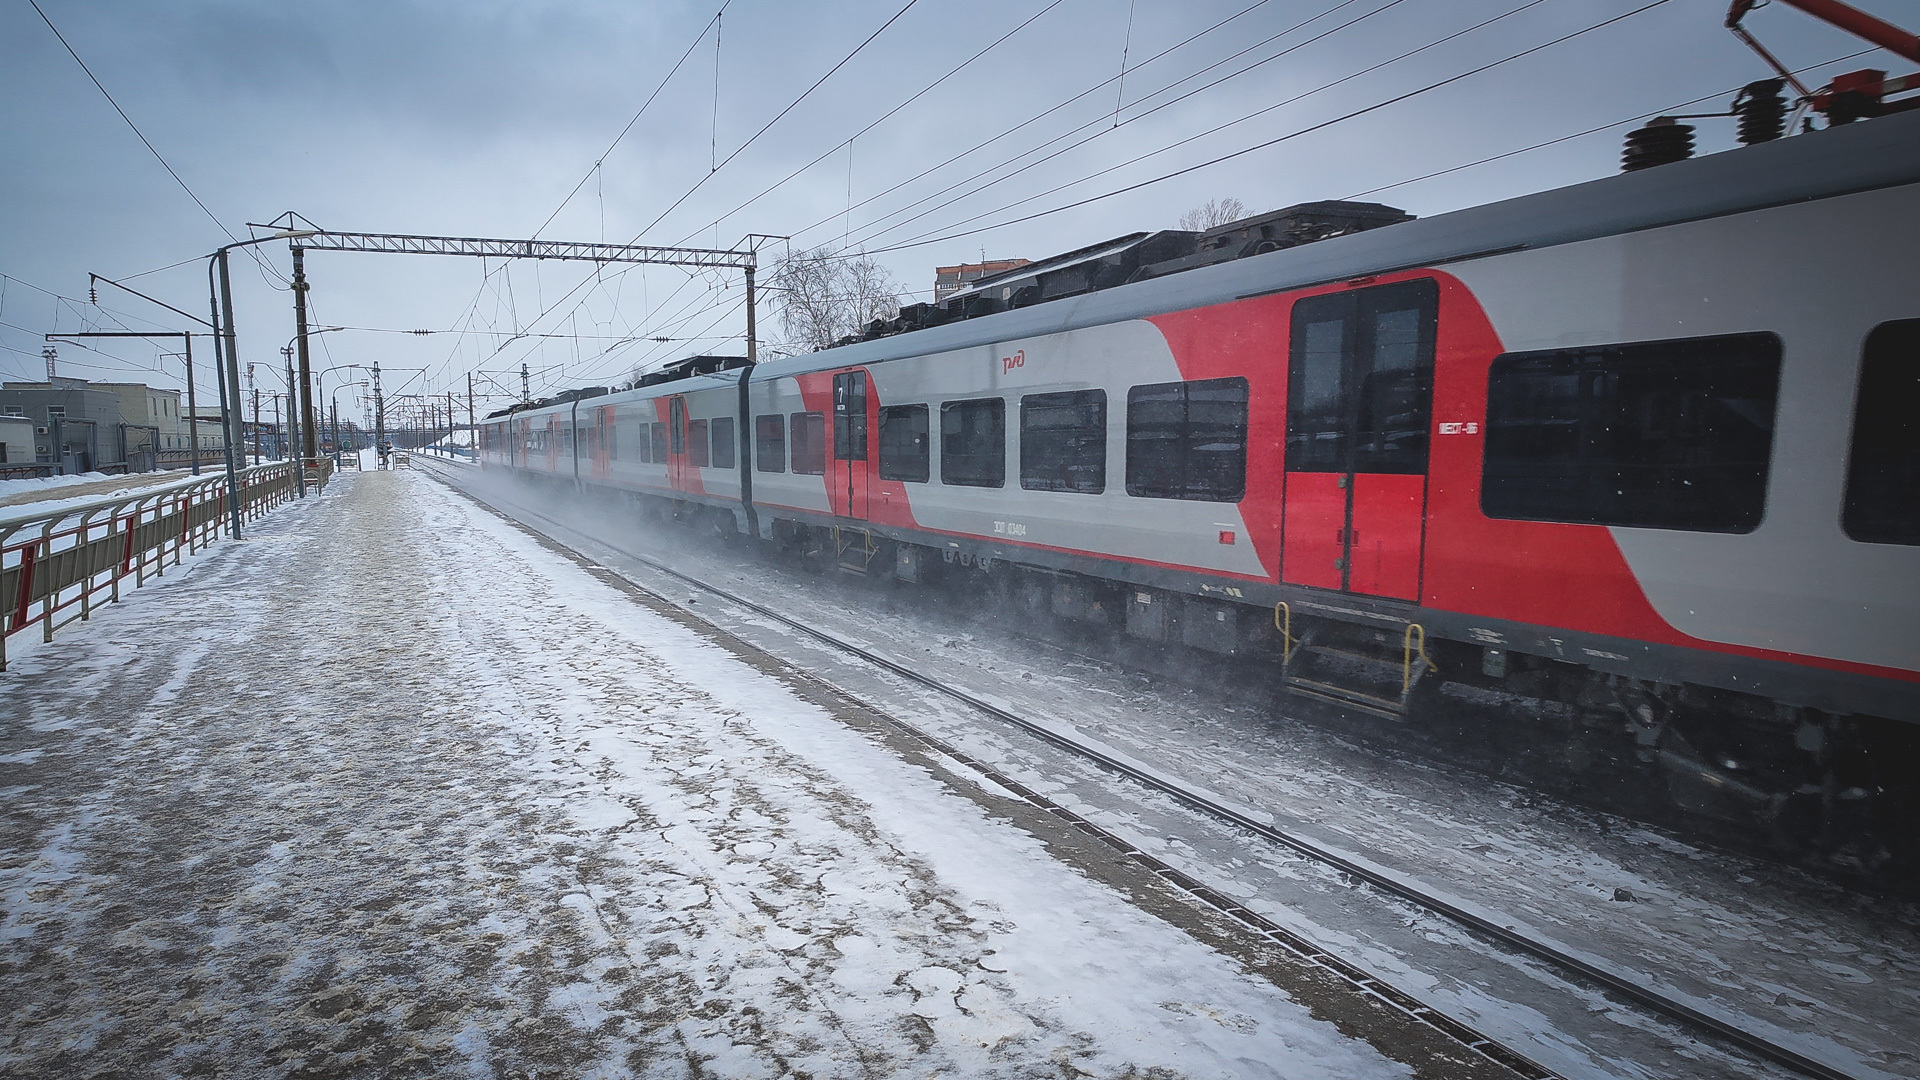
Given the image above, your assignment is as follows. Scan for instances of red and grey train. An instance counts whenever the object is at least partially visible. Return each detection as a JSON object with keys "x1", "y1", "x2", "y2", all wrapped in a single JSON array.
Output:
[{"x1": 481, "y1": 108, "x2": 1920, "y2": 843}]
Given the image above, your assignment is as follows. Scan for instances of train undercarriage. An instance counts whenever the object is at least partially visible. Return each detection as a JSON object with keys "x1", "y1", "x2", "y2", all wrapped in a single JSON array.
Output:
[{"x1": 505, "y1": 470, "x2": 1920, "y2": 893}]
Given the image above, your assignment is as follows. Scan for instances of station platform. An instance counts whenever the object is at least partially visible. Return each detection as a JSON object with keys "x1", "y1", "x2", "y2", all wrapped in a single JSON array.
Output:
[{"x1": 0, "y1": 467, "x2": 1432, "y2": 1078}]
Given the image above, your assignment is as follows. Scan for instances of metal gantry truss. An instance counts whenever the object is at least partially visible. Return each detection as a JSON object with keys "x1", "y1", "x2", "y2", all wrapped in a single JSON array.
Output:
[
  {"x1": 289, "y1": 230, "x2": 756, "y2": 270},
  {"x1": 238, "y1": 218, "x2": 768, "y2": 459}
]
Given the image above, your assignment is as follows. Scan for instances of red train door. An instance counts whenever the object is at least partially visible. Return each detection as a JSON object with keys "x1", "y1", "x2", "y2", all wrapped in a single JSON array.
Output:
[
  {"x1": 1280, "y1": 279, "x2": 1437, "y2": 601},
  {"x1": 832, "y1": 370, "x2": 870, "y2": 518}
]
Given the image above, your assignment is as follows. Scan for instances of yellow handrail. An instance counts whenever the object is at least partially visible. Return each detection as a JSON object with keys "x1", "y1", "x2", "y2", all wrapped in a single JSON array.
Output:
[
  {"x1": 1274, "y1": 601, "x2": 1294, "y2": 664},
  {"x1": 1403, "y1": 622, "x2": 1439, "y2": 694}
]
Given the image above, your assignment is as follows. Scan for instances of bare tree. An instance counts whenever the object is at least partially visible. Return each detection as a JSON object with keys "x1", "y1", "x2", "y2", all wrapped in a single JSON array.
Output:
[
  {"x1": 1179, "y1": 196, "x2": 1248, "y2": 231},
  {"x1": 766, "y1": 244, "x2": 904, "y2": 356}
]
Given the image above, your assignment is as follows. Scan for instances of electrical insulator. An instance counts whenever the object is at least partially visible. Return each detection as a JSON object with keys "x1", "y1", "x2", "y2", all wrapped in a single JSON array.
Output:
[
  {"x1": 1622, "y1": 117, "x2": 1695, "y2": 172},
  {"x1": 1732, "y1": 79, "x2": 1787, "y2": 144}
]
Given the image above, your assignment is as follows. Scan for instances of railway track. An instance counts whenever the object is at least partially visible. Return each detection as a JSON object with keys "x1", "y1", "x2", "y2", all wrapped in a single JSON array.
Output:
[{"x1": 415, "y1": 457, "x2": 1868, "y2": 1080}]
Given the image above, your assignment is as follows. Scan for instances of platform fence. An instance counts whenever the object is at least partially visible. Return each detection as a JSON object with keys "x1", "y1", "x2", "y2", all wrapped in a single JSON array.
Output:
[{"x1": 0, "y1": 461, "x2": 309, "y2": 670}]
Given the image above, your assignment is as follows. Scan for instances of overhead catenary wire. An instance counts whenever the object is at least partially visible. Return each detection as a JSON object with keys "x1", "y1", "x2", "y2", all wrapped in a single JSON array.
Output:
[
  {"x1": 1343, "y1": 46, "x2": 1880, "y2": 201},
  {"x1": 855, "y1": 0, "x2": 1678, "y2": 257},
  {"x1": 782, "y1": 0, "x2": 1305, "y2": 246},
  {"x1": 421, "y1": 5, "x2": 733, "y2": 394},
  {"x1": 848, "y1": 0, "x2": 1556, "y2": 254},
  {"x1": 532, "y1": 0, "x2": 1286, "y2": 392},
  {"x1": 834, "y1": 0, "x2": 1426, "y2": 252},
  {"x1": 631, "y1": 0, "x2": 922, "y2": 244},
  {"x1": 451, "y1": 0, "x2": 931, "y2": 390},
  {"x1": 24, "y1": 0, "x2": 288, "y2": 288},
  {"x1": 674, "y1": 0, "x2": 1072, "y2": 251},
  {"x1": 531, "y1": 7, "x2": 730, "y2": 241}
]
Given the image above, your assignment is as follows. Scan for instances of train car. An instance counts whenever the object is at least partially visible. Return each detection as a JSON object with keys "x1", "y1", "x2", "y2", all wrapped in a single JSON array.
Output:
[{"x1": 480, "y1": 108, "x2": 1920, "y2": 850}]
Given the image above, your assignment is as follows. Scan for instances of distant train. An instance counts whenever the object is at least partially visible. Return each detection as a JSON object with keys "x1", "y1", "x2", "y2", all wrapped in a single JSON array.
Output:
[{"x1": 480, "y1": 108, "x2": 1920, "y2": 851}]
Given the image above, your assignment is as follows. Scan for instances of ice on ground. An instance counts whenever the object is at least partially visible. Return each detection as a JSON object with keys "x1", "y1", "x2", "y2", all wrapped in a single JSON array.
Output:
[{"x1": 0, "y1": 469, "x2": 1408, "y2": 1078}]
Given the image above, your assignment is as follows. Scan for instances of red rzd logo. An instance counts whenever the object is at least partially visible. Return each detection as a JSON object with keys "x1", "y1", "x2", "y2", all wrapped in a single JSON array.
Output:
[{"x1": 1001, "y1": 349, "x2": 1025, "y2": 374}]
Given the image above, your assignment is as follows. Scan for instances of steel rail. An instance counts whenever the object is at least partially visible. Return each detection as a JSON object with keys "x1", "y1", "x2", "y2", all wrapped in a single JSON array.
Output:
[{"x1": 415, "y1": 457, "x2": 1865, "y2": 1080}]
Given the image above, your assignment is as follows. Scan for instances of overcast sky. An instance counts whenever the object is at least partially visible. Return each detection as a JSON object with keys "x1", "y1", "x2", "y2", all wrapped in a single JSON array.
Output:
[{"x1": 2, "y1": 0, "x2": 1912, "y2": 416}]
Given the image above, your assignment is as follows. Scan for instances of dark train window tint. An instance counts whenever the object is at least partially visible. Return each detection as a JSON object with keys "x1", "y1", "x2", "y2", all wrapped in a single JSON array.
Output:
[
  {"x1": 755, "y1": 414, "x2": 784, "y2": 473},
  {"x1": 1021, "y1": 390, "x2": 1106, "y2": 494},
  {"x1": 1482, "y1": 333, "x2": 1780, "y2": 533},
  {"x1": 834, "y1": 371, "x2": 868, "y2": 461},
  {"x1": 878, "y1": 404, "x2": 930, "y2": 482},
  {"x1": 1843, "y1": 319, "x2": 1920, "y2": 545},
  {"x1": 649, "y1": 422, "x2": 669, "y2": 463},
  {"x1": 791, "y1": 411, "x2": 826, "y2": 475},
  {"x1": 941, "y1": 398, "x2": 1005, "y2": 487},
  {"x1": 710, "y1": 416, "x2": 736, "y2": 470},
  {"x1": 606, "y1": 422, "x2": 617, "y2": 460},
  {"x1": 1126, "y1": 377, "x2": 1249, "y2": 501},
  {"x1": 632, "y1": 421, "x2": 650, "y2": 463},
  {"x1": 687, "y1": 419, "x2": 710, "y2": 467},
  {"x1": 670, "y1": 399, "x2": 686, "y2": 454},
  {"x1": 1286, "y1": 279, "x2": 1437, "y2": 475}
]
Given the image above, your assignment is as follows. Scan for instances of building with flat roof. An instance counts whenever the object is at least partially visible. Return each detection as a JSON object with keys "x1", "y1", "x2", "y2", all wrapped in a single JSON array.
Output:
[
  {"x1": 934, "y1": 259, "x2": 1030, "y2": 302},
  {"x1": 0, "y1": 377, "x2": 189, "y2": 472}
]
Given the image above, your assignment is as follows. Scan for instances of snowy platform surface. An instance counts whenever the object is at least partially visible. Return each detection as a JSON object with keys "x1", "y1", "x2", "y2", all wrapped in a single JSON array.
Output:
[{"x1": 0, "y1": 470, "x2": 1429, "y2": 1078}]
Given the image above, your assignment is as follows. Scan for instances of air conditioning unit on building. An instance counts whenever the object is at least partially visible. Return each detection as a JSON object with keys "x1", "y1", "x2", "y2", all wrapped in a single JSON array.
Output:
[{"x1": 36, "y1": 426, "x2": 48, "y2": 435}]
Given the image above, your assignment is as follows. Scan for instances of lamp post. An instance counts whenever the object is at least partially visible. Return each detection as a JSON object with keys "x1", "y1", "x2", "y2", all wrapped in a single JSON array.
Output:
[
  {"x1": 316, "y1": 363, "x2": 362, "y2": 465},
  {"x1": 331, "y1": 380, "x2": 368, "y2": 465},
  {"x1": 277, "y1": 327, "x2": 343, "y2": 497}
]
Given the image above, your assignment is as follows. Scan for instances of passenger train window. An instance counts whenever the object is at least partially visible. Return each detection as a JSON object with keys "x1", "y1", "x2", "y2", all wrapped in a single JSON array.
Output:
[
  {"x1": 1286, "y1": 279, "x2": 1437, "y2": 475},
  {"x1": 1482, "y1": 332, "x2": 1780, "y2": 533},
  {"x1": 878, "y1": 404, "x2": 930, "y2": 482},
  {"x1": 791, "y1": 411, "x2": 826, "y2": 475},
  {"x1": 670, "y1": 399, "x2": 686, "y2": 454},
  {"x1": 1021, "y1": 390, "x2": 1106, "y2": 494},
  {"x1": 756, "y1": 414, "x2": 785, "y2": 473},
  {"x1": 687, "y1": 419, "x2": 710, "y2": 467},
  {"x1": 1843, "y1": 318, "x2": 1920, "y2": 545},
  {"x1": 834, "y1": 371, "x2": 868, "y2": 461},
  {"x1": 1126, "y1": 378, "x2": 1248, "y2": 501},
  {"x1": 941, "y1": 398, "x2": 1005, "y2": 487},
  {"x1": 632, "y1": 422, "x2": 651, "y2": 463},
  {"x1": 710, "y1": 416, "x2": 736, "y2": 470},
  {"x1": 649, "y1": 422, "x2": 669, "y2": 463}
]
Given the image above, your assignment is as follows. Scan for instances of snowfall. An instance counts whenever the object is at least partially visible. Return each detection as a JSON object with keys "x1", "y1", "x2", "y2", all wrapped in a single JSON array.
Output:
[{"x1": 0, "y1": 466, "x2": 1417, "y2": 1078}]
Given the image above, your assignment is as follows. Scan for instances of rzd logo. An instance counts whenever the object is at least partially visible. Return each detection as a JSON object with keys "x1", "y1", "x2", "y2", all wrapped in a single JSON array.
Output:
[{"x1": 1001, "y1": 349, "x2": 1025, "y2": 374}]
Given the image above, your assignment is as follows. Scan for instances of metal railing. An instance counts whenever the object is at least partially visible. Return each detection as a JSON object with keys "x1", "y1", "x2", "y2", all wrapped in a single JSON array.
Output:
[{"x1": 0, "y1": 462, "x2": 302, "y2": 670}]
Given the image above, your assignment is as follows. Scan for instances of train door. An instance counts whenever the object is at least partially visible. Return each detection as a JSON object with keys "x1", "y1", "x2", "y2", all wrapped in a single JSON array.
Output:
[
  {"x1": 593, "y1": 406, "x2": 609, "y2": 479},
  {"x1": 832, "y1": 370, "x2": 870, "y2": 518},
  {"x1": 669, "y1": 395, "x2": 689, "y2": 490},
  {"x1": 1280, "y1": 278, "x2": 1437, "y2": 601}
]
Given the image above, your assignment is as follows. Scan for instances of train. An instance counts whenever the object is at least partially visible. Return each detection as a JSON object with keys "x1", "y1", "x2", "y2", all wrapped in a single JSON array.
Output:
[{"x1": 478, "y1": 105, "x2": 1920, "y2": 866}]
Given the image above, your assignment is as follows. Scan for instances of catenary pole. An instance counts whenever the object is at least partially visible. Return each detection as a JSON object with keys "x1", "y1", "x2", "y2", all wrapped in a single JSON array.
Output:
[
  {"x1": 208, "y1": 272, "x2": 243, "y2": 534},
  {"x1": 291, "y1": 246, "x2": 319, "y2": 473},
  {"x1": 183, "y1": 335, "x2": 199, "y2": 474},
  {"x1": 284, "y1": 347, "x2": 304, "y2": 494}
]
